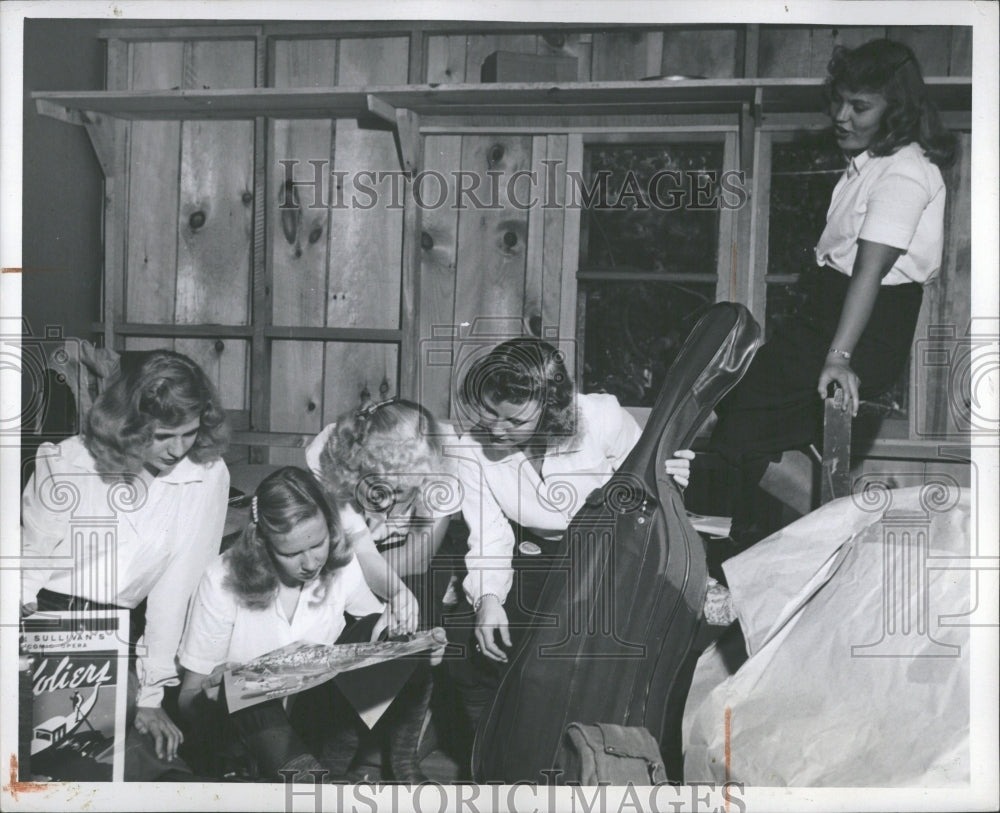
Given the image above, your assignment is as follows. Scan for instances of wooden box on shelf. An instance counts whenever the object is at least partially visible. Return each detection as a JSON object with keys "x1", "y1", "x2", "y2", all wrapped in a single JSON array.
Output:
[{"x1": 480, "y1": 50, "x2": 578, "y2": 83}]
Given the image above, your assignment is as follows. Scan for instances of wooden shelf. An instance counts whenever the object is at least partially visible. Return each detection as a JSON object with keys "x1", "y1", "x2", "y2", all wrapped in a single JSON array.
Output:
[{"x1": 33, "y1": 77, "x2": 971, "y2": 123}]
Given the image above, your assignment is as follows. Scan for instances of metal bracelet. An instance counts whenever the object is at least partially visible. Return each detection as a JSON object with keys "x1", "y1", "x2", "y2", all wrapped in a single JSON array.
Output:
[
  {"x1": 473, "y1": 592, "x2": 503, "y2": 613},
  {"x1": 827, "y1": 347, "x2": 852, "y2": 361}
]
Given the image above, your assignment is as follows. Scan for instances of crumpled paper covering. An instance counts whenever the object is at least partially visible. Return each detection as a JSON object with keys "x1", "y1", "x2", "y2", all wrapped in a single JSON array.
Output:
[{"x1": 683, "y1": 486, "x2": 970, "y2": 787}]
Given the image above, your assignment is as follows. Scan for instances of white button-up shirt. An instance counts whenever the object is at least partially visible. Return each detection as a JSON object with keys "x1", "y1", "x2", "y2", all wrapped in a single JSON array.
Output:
[
  {"x1": 814, "y1": 142, "x2": 946, "y2": 285},
  {"x1": 178, "y1": 553, "x2": 384, "y2": 673},
  {"x1": 453, "y1": 393, "x2": 642, "y2": 607},
  {"x1": 21, "y1": 435, "x2": 230, "y2": 706}
]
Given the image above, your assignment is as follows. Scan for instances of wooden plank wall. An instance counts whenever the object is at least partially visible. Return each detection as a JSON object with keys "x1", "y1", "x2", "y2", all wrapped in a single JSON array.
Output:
[
  {"x1": 322, "y1": 37, "x2": 407, "y2": 422},
  {"x1": 425, "y1": 26, "x2": 970, "y2": 83},
  {"x1": 415, "y1": 135, "x2": 463, "y2": 419},
  {"x1": 267, "y1": 38, "x2": 339, "y2": 465},
  {"x1": 413, "y1": 133, "x2": 575, "y2": 422},
  {"x1": 911, "y1": 131, "x2": 972, "y2": 440},
  {"x1": 758, "y1": 25, "x2": 971, "y2": 76},
  {"x1": 104, "y1": 25, "x2": 972, "y2": 463},
  {"x1": 122, "y1": 40, "x2": 253, "y2": 413},
  {"x1": 267, "y1": 37, "x2": 408, "y2": 464}
]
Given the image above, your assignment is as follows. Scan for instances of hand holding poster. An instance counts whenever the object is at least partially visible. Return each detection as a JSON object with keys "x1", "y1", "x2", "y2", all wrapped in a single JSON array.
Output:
[{"x1": 223, "y1": 627, "x2": 447, "y2": 714}]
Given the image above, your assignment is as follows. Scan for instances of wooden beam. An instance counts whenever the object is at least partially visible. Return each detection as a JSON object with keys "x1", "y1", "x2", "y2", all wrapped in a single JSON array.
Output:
[
  {"x1": 96, "y1": 322, "x2": 254, "y2": 338},
  {"x1": 79, "y1": 113, "x2": 123, "y2": 179},
  {"x1": 738, "y1": 101, "x2": 754, "y2": 179},
  {"x1": 96, "y1": 21, "x2": 623, "y2": 41},
  {"x1": 420, "y1": 115, "x2": 737, "y2": 133},
  {"x1": 560, "y1": 133, "x2": 584, "y2": 380},
  {"x1": 32, "y1": 78, "x2": 970, "y2": 122},
  {"x1": 399, "y1": 141, "x2": 425, "y2": 400},
  {"x1": 102, "y1": 38, "x2": 129, "y2": 354},
  {"x1": 250, "y1": 32, "x2": 271, "y2": 460},
  {"x1": 35, "y1": 98, "x2": 87, "y2": 125},
  {"x1": 365, "y1": 92, "x2": 396, "y2": 125},
  {"x1": 264, "y1": 326, "x2": 403, "y2": 342},
  {"x1": 395, "y1": 108, "x2": 421, "y2": 175},
  {"x1": 820, "y1": 389, "x2": 853, "y2": 504},
  {"x1": 717, "y1": 130, "x2": 738, "y2": 303},
  {"x1": 97, "y1": 24, "x2": 264, "y2": 40},
  {"x1": 577, "y1": 270, "x2": 718, "y2": 283},
  {"x1": 231, "y1": 430, "x2": 316, "y2": 448},
  {"x1": 399, "y1": 36, "x2": 427, "y2": 400},
  {"x1": 408, "y1": 29, "x2": 427, "y2": 84},
  {"x1": 368, "y1": 94, "x2": 422, "y2": 175},
  {"x1": 747, "y1": 129, "x2": 770, "y2": 324},
  {"x1": 742, "y1": 24, "x2": 760, "y2": 79}
]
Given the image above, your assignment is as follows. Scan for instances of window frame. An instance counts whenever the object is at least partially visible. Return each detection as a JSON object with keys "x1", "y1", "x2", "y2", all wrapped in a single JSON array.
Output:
[{"x1": 574, "y1": 127, "x2": 741, "y2": 406}]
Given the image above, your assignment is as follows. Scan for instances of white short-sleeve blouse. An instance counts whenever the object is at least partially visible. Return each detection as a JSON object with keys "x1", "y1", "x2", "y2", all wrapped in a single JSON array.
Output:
[
  {"x1": 178, "y1": 552, "x2": 384, "y2": 674},
  {"x1": 814, "y1": 142, "x2": 945, "y2": 285}
]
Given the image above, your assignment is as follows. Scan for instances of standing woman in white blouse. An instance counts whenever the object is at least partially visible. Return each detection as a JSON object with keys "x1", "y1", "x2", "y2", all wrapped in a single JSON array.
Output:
[
  {"x1": 20, "y1": 350, "x2": 230, "y2": 767},
  {"x1": 710, "y1": 39, "x2": 956, "y2": 543}
]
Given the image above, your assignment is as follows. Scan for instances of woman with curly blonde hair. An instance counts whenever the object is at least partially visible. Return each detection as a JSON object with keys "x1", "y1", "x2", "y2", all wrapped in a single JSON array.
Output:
[
  {"x1": 20, "y1": 349, "x2": 230, "y2": 768},
  {"x1": 306, "y1": 398, "x2": 459, "y2": 629},
  {"x1": 305, "y1": 399, "x2": 459, "y2": 782}
]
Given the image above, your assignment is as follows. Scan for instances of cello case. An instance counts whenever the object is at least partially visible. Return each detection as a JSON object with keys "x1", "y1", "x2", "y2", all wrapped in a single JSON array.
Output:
[{"x1": 471, "y1": 302, "x2": 761, "y2": 784}]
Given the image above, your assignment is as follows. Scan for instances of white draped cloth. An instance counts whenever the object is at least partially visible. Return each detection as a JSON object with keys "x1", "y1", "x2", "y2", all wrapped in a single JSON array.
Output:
[{"x1": 683, "y1": 485, "x2": 971, "y2": 787}]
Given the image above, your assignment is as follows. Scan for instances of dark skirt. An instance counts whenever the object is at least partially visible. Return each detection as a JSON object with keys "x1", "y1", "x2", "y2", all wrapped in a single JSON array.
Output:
[{"x1": 710, "y1": 266, "x2": 923, "y2": 467}]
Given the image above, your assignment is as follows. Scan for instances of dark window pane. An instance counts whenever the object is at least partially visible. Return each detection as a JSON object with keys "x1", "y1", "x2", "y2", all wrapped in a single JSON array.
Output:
[
  {"x1": 767, "y1": 134, "x2": 844, "y2": 278},
  {"x1": 583, "y1": 143, "x2": 724, "y2": 273},
  {"x1": 581, "y1": 281, "x2": 716, "y2": 407},
  {"x1": 764, "y1": 279, "x2": 809, "y2": 343}
]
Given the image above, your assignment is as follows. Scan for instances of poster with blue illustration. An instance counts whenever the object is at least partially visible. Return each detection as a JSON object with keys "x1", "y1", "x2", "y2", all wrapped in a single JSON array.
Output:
[{"x1": 19, "y1": 611, "x2": 129, "y2": 782}]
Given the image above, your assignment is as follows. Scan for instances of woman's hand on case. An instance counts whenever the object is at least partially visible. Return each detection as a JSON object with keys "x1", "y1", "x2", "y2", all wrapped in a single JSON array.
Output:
[
  {"x1": 474, "y1": 595, "x2": 510, "y2": 663},
  {"x1": 818, "y1": 357, "x2": 860, "y2": 417},
  {"x1": 665, "y1": 449, "x2": 694, "y2": 489}
]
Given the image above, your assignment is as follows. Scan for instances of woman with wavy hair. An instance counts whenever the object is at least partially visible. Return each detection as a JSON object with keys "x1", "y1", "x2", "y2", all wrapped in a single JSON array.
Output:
[
  {"x1": 446, "y1": 337, "x2": 694, "y2": 753},
  {"x1": 20, "y1": 349, "x2": 231, "y2": 766},
  {"x1": 305, "y1": 399, "x2": 459, "y2": 781},
  {"x1": 306, "y1": 398, "x2": 460, "y2": 631},
  {"x1": 710, "y1": 38, "x2": 957, "y2": 543},
  {"x1": 178, "y1": 467, "x2": 441, "y2": 783}
]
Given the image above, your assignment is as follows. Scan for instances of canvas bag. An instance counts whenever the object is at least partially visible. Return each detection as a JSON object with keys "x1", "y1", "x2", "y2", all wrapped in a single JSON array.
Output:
[{"x1": 556, "y1": 723, "x2": 667, "y2": 785}]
